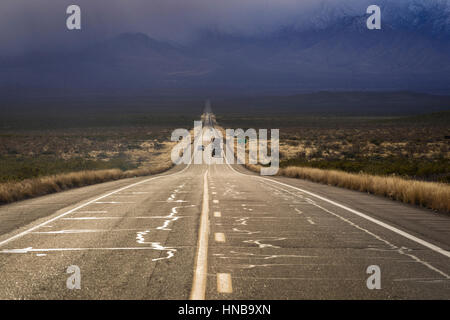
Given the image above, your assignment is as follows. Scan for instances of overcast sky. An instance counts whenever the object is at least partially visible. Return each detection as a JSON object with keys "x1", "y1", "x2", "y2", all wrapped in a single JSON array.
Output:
[{"x1": 0, "y1": 0, "x2": 377, "y2": 54}]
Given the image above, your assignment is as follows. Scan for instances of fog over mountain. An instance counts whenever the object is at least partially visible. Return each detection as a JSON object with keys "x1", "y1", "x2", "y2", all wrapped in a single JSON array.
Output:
[{"x1": 0, "y1": 0, "x2": 449, "y2": 93}]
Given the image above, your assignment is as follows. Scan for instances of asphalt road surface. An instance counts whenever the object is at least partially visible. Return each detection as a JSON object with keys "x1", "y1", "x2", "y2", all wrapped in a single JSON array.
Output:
[{"x1": 0, "y1": 125, "x2": 449, "y2": 299}]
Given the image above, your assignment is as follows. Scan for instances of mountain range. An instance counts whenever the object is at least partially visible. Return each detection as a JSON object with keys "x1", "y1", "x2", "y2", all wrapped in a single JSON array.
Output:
[{"x1": 1, "y1": 0, "x2": 449, "y2": 94}]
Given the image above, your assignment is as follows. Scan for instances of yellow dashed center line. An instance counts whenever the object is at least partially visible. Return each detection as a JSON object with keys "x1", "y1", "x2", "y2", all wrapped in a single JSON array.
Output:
[
  {"x1": 217, "y1": 273, "x2": 233, "y2": 293},
  {"x1": 215, "y1": 232, "x2": 226, "y2": 242}
]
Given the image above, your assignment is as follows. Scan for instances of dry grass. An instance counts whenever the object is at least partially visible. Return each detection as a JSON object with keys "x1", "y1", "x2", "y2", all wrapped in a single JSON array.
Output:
[
  {"x1": 0, "y1": 159, "x2": 173, "y2": 205},
  {"x1": 0, "y1": 125, "x2": 177, "y2": 205},
  {"x1": 246, "y1": 164, "x2": 450, "y2": 213}
]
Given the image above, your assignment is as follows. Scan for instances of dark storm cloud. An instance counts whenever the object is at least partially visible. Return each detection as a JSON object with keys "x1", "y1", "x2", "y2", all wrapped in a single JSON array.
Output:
[{"x1": 0, "y1": 0, "x2": 373, "y2": 54}]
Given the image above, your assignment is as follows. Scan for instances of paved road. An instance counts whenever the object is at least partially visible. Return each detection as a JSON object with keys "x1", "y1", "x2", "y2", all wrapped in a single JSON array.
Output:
[{"x1": 0, "y1": 126, "x2": 449, "y2": 299}]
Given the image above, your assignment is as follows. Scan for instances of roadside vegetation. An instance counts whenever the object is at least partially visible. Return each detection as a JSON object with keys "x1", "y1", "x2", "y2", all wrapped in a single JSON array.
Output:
[
  {"x1": 0, "y1": 126, "x2": 176, "y2": 204},
  {"x1": 284, "y1": 166, "x2": 448, "y2": 212},
  {"x1": 280, "y1": 158, "x2": 450, "y2": 183},
  {"x1": 245, "y1": 163, "x2": 450, "y2": 212},
  {"x1": 0, "y1": 163, "x2": 172, "y2": 204},
  {"x1": 234, "y1": 112, "x2": 450, "y2": 212},
  {"x1": 276, "y1": 121, "x2": 449, "y2": 183}
]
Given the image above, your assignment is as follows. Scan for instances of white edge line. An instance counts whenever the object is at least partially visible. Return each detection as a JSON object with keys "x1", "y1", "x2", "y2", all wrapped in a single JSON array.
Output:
[
  {"x1": 0, "y1": 160, "x2": 192, "y2": 248},
  {"x1": 190, "y1": 169, "x2": 210, "y2": 300},
  {"x1": 225, "y1": 160, "x2": 450, "y2": 259}
]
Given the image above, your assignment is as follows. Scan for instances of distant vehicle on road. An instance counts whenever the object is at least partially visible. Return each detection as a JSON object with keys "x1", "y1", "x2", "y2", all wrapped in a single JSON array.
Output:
[{"x1": 212, "y1": 145, "x2": 222, "y2": 158}]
